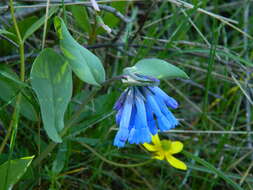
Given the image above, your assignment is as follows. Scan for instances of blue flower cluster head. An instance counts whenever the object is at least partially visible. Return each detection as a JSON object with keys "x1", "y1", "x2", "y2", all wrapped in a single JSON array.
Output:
[{"x1": 113, "y1": 75, "x2": 179, "y2": 147}]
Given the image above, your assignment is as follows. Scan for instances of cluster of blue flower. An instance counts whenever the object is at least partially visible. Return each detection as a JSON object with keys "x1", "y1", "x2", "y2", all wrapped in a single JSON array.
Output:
[{"x1": 113, "y1": 76, "x2": 179, "y2": 147}]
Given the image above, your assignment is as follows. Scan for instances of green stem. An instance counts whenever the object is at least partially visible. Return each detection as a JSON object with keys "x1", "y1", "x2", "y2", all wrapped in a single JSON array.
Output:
[
  {"x1": 0, "y1": 0, "x2": 26, "y2": 154},
  {"x1": 88, "y1": 13, "x2": 98, "y2": 45},
  {"x1": 10, "y1": 0, "x2": 25, "y2": 82},
  {"x1": 41, "y1": 0, "x2": 51, "y2": 49},
  {"x1": 0, "y1": 120, "x2": 13, "y2": 153},
  {"x1": 80, "y1": 142, "x2": 153, "y2": 168},
  {"x1": 32, "y1": 141, "x2": 56, "y2": 166},
  {"x1": 3, "y1": 2, "x2": 24, "y2": 187}
]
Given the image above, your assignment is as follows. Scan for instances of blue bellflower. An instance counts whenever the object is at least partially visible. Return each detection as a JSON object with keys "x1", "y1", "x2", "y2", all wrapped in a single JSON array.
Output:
[{"x1": 113, "y1": 75, "x2": 179, "y2": 147}]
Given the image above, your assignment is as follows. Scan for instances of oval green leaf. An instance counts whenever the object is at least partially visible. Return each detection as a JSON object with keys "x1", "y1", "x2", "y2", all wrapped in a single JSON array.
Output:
[
  {"x1": 30, "y1": 48, "x2": 72, "y2": 143},
  {"x1": 54, "y1": 16, "x2": 105, "y2": 86},
  {"x1": 124, "y1": 58, "x2": 189, "y2": 79},
  {"x1": 0, "y1": 156, "x2": 34, "y2": 190}
]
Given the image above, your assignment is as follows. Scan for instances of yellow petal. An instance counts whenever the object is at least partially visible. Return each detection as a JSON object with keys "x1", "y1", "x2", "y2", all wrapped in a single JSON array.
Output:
[
  {"x1": 165, "y1": 154, "x2": 187, "y2": 170},
  {"x1": 143, "y1": 143, "x2": 157, "y2": 151},
  {"x1": 169, "y1": 141, "x2": 183, "y2": 154},
  {"x1": 153, "y1": 152, "x2": 165, "y2": 160},
  {"x1": 152, "y1": 134, "x2": 161, "y2": 146}
]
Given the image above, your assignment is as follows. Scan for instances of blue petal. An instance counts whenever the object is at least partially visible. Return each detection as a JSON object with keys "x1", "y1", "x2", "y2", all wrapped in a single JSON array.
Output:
[
  {"x1": 157, "y1": 116, "x2": 171, "y2": 131},
  {"x1": 128, "y1": 105, "x2": 136, "y2": 131},
  {"x1": 135, "y1": 88, "x2": 148, "y2": 126},
  {"x1": 164, "y1": 109, "x2": 179, "y2": 128},
  {"x1": 143, "y1": 87, "x2": 164, "y2": 118},
  {"x1": 114, "y1": 88, "x2": 134, "y2": 147},
  {"x1": 119, "y1": 88, "x2": 134, "y2": 129},
  {"x1": 149, "y1": 86, "x2": 178, "y2": 109},
  {"x1": 115, "y1": 108, "x2": 123, "y2": 125},
  {"x1": 128, "y1": 112, "x2": 141, "y2": 144},
  {"x1": 135, "y1": 118, "x2": 143, "y2": 144},
  {"x1": 143, "y1": 87, "x2": 174, "y2": 131},
  {"x1": 113, "y1": 128, "x2": 129, "y2": 147},
  {"x1": 145, "y1": 103, "x2": 158, "y2": 135},
  {"x1": 113, "y1": 89, "x2": 128, "y2": 111},
  {"x1": 129, "y1": 97, "x2": 152, "y2": 144},
  {"x1": 153, "y1": 95, "x2": 179, "y2": 130},
  {"x1": 139, "y1": 127, "x2": 152, "y2": 143},
  {"x1": 128, "y1": 128, "x2": 136, "y2": 144}
]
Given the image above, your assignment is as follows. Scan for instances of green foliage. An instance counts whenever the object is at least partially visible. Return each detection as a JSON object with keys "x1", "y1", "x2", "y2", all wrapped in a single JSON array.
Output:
[
  {"x1": 1, "y1": 1, "x2": 252, "y2": 189},
  {"x1": 0, "y1": 29, "x2": 15, "y2": 37},
  {"x1": 23, "y1": 7, "x2": 58, "y2": 41},
  {"x1": 0, "y1": 66, "x2": 37, "y2": 121},
  {"x1": 183, "y1": 151, "x2": 243, "y2": 190},
  {"x1": 7, "y1": 16, "x2": 38, "y2": 42},
  {"x1": 124, "y1": 58, "x2": 189, "y2": 79},
  {"x1": 30, "y1": 48, "x2": 72, "y2": 142},
  {"x1": 102, "y1": 2, "x2": 127, "y2": 28},
  {"x1": 0, "y1": 156, "x2": 34, "y2": 190},
  {"x1": 70, "y1": 5, "x2": 91, "y2": 34},
  {"x1": 54, "y1": 16, "x2": 105, "y2": 86},
  {"x1": 52, "y1": 142, "x2": 68, "y2": 174}
]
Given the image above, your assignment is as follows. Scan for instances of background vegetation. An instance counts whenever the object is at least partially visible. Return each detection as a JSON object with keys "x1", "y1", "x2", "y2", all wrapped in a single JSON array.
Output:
[{"x1": 0, "y1": 0, "x2": 253, "y2": 189}]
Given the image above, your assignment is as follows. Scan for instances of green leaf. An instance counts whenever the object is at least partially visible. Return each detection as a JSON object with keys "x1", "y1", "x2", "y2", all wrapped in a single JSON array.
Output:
[
  {"x1": 0, "y1": 29, "x2": 16, "y2": 37},
  {"x1": 0, "y1": 70, "x2": 29, "y2": 88},
  {"x1": 54, "y1": 16, "x2": 105, "y2": 86},
  {"x1": 30, "y1": 48, "x2": 72, "y2": 143},
  {"x1": 0, "y1": 66, "x2": 38, "y2": 121},
  {"x1": 0, "y1": 156, "x2": 34, "y2": 190},
  {"x1": 183, "y1": 151, "x2": 243, "y2": 190},
  {"x1": 124, "y1": 58, "x2": 189, "y2": 80},
  {"x1": 52, "y1": 142, "x2": 67, "y2": 174},
  {"x1": 7, "y1": 16, "x2": 38, "y2": 43},
  {"x1": 70, "y1": 5, "x2": 91, "y2": 34},
  {"x1": 23, "y1": 7, "x2": 58, "y2": 41}
]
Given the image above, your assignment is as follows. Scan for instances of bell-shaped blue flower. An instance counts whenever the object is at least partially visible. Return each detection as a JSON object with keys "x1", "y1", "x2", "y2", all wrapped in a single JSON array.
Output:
[
  {"x1": 113, "y1": 89, "x2": 134, "y2": 147},
  {"x1": 113, "y1": 75, "x2": 179, "y2": 147}
]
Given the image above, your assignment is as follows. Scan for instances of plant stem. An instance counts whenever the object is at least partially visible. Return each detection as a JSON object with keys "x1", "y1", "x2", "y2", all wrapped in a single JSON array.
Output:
[
  {"x1": 9, "y1": 0, "x2": 25, "y2": 81},
  {"x1": 2, "y1": 0, "x2": 25, "y2": 188},
  {"x1": 0, "y1": 0, "x2": 25, "y2": 153},
  {"x1": 80, "y1": 142, "x2": 153, "y2": 168},
  {"x1": 41, "y1": 0, "x2": 51, "y2": 49}
]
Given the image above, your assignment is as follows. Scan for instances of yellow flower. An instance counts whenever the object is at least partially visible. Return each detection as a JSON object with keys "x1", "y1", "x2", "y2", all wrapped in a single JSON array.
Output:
[{"x1": 143, "y1": 134, "x2": 187, "y2": 170}]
